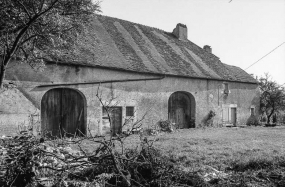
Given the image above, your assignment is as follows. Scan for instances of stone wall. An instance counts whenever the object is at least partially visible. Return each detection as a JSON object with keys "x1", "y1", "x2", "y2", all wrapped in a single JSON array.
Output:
[
  {"x1": 2, "y1": 62, "x2": 260, "y2": 136},
  {"x1": 0, "y1": 114, "x2": 31, "y2": 136},
  {"x1": 0, "y1": 87, "x2": 39, "y2": 136}
]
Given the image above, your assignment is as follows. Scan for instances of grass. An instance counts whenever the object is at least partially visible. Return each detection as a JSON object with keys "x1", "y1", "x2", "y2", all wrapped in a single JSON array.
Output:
[
  {"x1": 79, "y1": 126, "x2": 285, "y2": 171},
  {"x1": 151, "y1": 126, "x2": 285, "y2": 170},
  {"x1": 121, "y1": 126, "x2": 285, "y2": 186},
  {"x1": 28, "y1": 126, "x2": 285, "y2": 186}
]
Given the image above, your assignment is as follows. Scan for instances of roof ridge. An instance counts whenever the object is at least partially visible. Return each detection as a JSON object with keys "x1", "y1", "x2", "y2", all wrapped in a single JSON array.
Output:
[{"x1": 97, "y1": 14, "x2": 165, "y2": 33}]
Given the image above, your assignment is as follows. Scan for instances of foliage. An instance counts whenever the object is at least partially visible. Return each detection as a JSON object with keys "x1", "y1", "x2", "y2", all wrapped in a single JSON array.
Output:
[
  {"x1": 227, "y1": 157, "x2": 285, "y2": 186},
  {"x1": 204, "y1": 110, "x2": 216, "y2": 127},
  {"x1": 208, "y1": 110, "x2": 216, "y2": 119},
  {"x1": 0, "y1": 132, "x2": 42, "y2": 186},
  {"x1": 280, "y1": 113, "x2": 285, "y2": 124},
  {"x1": 246, "y1": 115, "x2": 261, "y2": 126},
  {"x1": 0, "y1": 0, "x2": 100, "y2": 88},
  {"x1": 260, "y1": 115, "x2": 267, "y2": 122},
  {"x1": 259, "y1": 74, "x2": 285, "y2": 124},
  {"x1": 158, "y1": 120, "x2": 174, "y2": 132}
]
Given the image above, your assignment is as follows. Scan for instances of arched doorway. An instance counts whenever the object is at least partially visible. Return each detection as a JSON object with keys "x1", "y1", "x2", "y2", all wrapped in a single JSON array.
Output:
[
  {"x1": 41, "y1": 88, "x2": 87, "y2": 137},
  {"x1": 168, "y1": 91, "x2": 196, "y2": 128}
]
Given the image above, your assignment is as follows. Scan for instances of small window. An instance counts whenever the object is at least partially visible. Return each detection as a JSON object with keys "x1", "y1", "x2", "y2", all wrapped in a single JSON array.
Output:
[
  {"x1": 224, "y1": 83, "x2": 229, "y2": 94},
  {"x1": 250, "y1": 107, "x2": 255, "y2": 116},
  {"x1": 126, "y1": 106, "x2": 135, "y2": 117}
]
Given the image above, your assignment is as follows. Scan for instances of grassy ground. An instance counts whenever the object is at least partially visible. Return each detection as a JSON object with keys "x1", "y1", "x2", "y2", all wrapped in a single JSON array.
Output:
[
  {"x1": 79, "y1": 126, "x2": 285, "y2": 171},
  {"x1": 120, "y1": 126, "x2": 285, "y2": 186},
  {"x1": 152, "y1": 126, "x2": 285, "y2": 169},
  {"x1": 31, "y1": 126, "x2": 285, "y2": 186}
]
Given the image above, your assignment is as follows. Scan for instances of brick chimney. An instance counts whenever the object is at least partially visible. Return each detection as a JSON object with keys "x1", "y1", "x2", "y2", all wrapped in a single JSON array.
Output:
[
  {"x1": 172, "y1": 23, "x2": 187, "y2": 41},
  {"x1": 203, "y1": 45, "x2": 212, "y2": 53}
]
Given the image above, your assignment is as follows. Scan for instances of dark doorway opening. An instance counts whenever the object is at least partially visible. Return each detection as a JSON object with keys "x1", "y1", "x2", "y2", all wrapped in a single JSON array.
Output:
[
  {"x1": 41, "y1": 88, "x2": 87, "y2": 138},
  {"x1": 231, "y1": 107, "x2": 237, "y2": 126},
  {"x1": 103, "y1": 107, "x2": 123, "y2": 136},
  {"x1": 168, "y1": 91, "x2": 196, "y2": 128}
]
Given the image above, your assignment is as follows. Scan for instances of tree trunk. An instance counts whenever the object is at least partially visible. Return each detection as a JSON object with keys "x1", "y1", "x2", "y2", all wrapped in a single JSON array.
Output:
[
  {"x1": 267, "y1": 115, "x2": 270, "y2": 124},
  {"x1": 0, "y1": 56, "x2": 11, "y2": 89},
  {"x1": 267, "y1": 110, "x2": 274, "y2": 124},
  {"x1": 0, "y1": 61, "x2": 6, "y2": 89}
]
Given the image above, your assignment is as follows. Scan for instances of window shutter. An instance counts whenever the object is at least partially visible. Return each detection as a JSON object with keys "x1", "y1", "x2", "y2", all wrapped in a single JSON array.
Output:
[{"x1": 222, "y1": 108, "x2": 229, "y2": 122}]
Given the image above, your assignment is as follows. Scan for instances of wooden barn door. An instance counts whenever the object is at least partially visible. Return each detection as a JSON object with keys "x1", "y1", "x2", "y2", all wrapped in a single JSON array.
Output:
[
  {"x1": 41, "y1": 88, "x2": 86, "y2": 137},
  {"x1": 169, "y1": 92, "x2": 195, "y2": 128},
  {"x1": 61, "y1": 89, "x2": 85, "y2": 136},
  {"x1": 41, "y1": 89, "x2": 62, "y2": 137},
  {"x1": 176, "y1": 108, "x2": 186, "y2": 128}
]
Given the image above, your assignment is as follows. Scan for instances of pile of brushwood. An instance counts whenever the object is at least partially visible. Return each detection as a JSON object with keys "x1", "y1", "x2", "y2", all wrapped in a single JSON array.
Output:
[{"x1": 0, "y1": 131, "x2": 205, "y2": 187}]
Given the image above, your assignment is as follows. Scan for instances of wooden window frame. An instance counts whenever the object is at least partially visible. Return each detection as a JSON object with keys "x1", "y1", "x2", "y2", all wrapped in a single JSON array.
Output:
[{"x1": 126, "y1": 106, "x2": 135, "y2": 117}]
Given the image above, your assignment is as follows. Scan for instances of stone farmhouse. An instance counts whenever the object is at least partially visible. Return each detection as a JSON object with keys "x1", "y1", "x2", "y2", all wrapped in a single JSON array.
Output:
[{"x1": 0, "y1": 15, "x2": 259, "y2": 136}]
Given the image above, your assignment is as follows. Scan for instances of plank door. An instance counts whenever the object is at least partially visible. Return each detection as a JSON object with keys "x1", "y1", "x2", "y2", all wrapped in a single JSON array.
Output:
[
  {"x1": 61, "y1": 89, "x2": 85, "y2": 136},
  {"x1": 41, "y1": 89, "x2": 62, "y2": 137},
  {"x1": 231, "y1": 108, "x2": 237, "y2": 126},
  {"x1": 41, "y1": 88, "x2": 86, "y2": 138},
  {"x1": 176, "y1": 107, "x2": 186, "y2": 128},
  {"x1": 110, "y1": 107, "x2": 122, "y2": 136}
]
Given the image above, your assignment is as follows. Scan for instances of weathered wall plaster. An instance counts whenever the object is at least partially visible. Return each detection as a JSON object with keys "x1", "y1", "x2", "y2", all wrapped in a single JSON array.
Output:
[{"x1": 1, "y1": 62, "x2": 260, "y2": 136}]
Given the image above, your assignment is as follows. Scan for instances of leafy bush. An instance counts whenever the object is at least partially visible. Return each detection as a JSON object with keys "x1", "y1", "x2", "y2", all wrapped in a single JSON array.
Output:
[
  {"x1": 158, "y1": 120, "x2": 174, "y2": 132},
  {"x1": 246, "y1": 115, "x2": 261, "y2": 126},
  {"x1": 204, "y1": 110, "x2": 216, "y2": 127},
  {"x1": 260, "y1": 115, "x2": 267, "y2": 122}
]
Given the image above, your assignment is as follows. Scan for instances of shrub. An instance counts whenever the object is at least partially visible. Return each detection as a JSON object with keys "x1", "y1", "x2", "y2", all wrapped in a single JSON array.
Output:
[
  {"x1": 260, "y1": 115, "x2": 267, "y2": 122},
  {"x1": 204, "y1": 110, "x2": 216, "y2": 127},
  {"x1": 246, "y1": 115, "x2": 261, "y2": 126},
  {"x1": 158, "y1": 120, "x2": 174, "y2": 132}
]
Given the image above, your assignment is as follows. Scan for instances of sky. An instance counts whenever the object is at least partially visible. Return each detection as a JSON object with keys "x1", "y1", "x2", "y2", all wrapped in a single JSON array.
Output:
[{"x1": 100, "y1": 0, "x2": 285, "y2": 85}]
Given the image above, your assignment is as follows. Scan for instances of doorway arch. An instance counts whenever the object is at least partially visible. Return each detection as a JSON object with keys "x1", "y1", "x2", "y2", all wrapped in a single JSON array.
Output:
[
  {"x1": 41, "y1": 88, "x2": 87, "y2": 137},
  {"x1": 168, "y1": 91, "x2": 196, "y2": 128}
]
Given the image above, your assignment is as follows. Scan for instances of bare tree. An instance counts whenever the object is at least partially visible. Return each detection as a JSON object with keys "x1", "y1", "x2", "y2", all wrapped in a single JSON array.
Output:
[
  {"x1": 259, "y1": 74, "x2": 285, "y2": 124},
  {"x1": 0, "y1": 0, "x2": 100, "y2": 88}
]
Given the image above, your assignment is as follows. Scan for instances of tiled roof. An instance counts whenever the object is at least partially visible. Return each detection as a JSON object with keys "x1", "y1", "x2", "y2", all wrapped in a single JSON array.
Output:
[{"x1": 55, "y1": 15, "x2": 257, "y2": 83}]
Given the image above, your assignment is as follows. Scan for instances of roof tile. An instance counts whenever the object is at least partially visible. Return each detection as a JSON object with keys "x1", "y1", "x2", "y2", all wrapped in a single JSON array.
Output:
[{"x1": 55, "y1": 15, "x2": 257, "y2": 84}]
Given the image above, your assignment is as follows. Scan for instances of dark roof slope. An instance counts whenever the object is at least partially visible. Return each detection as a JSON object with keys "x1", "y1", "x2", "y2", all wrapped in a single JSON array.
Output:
[{"x1": 55, "y1": 15, "x2": 257, "y2": 83}]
